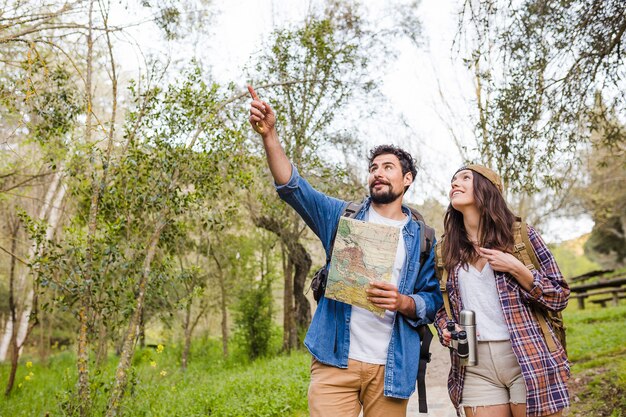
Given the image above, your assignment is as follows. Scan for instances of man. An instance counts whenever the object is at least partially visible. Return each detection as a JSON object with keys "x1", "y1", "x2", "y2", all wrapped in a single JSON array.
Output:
[{"x1": 247, "y1": 85, "x2": 442, "y2": 417}]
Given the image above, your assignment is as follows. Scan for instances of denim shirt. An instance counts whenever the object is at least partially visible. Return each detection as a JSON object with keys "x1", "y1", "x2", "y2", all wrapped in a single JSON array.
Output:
[{"x1": 276, "y1": 165, "x2": 443, "y2": 399}]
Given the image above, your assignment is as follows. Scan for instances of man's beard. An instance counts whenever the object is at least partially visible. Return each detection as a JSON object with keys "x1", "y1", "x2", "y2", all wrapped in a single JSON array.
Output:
[{"x1": 369, "y1": 183, "x2": 403, "y2": 204}]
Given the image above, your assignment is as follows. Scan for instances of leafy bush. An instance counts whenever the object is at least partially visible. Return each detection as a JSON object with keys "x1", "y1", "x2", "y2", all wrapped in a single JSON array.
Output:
[{"x1": 232, "y1": 276, "x2": 276, "y2": 361}]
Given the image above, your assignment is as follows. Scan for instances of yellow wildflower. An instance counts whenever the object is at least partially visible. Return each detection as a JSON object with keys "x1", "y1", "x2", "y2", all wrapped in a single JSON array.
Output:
[
  {"x1": 26, "y1": 361, "x2": 33, "y2": 368},
  {"x1": 150, "y1": 361, "x2": 157, "y2": 368},
  {"x1": 156, "y1": 344, "x2": 164, "y2": 353},
  {"x1": 160, "y1": 370, "x2": 167, "y2": 377},
  {"x1": 18, "y1": 383, "x2": 22, "y2": 388},
  {"x1": 24, "y1": 375, "x2": 31, "y2": 381}
]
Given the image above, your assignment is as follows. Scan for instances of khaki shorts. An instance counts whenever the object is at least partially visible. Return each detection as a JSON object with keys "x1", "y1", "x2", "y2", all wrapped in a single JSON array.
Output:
[{"x1": 461, "y1": 340, "x2": 527, "y2": 407}]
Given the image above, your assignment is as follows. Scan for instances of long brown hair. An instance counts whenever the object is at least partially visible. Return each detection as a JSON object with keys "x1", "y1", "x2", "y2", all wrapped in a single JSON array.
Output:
[{"x1": 442, "y1": 171, "x2": 516, "y2": 270}]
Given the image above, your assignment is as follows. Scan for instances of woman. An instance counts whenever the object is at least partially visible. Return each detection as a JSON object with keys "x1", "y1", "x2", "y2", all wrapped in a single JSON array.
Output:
[{"x1": 434, "y1": 165, "x2": 569, "y2": 417}]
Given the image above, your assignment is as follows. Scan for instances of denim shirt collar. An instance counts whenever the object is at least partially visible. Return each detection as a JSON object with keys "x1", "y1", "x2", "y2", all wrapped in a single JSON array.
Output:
[{"x1": 359, "y1": 197, "x2": 417, "y2": 238}]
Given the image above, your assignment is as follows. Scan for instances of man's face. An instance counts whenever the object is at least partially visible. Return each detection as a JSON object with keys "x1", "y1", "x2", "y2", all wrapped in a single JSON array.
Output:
[{"x1": 368, "y1": 154, "x2": 413, "y2": 204}]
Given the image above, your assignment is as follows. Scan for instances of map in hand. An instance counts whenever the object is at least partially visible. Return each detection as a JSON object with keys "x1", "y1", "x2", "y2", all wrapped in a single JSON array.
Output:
[{"x1": 325, "y1": 217, "x2": 400, "y2": 317}]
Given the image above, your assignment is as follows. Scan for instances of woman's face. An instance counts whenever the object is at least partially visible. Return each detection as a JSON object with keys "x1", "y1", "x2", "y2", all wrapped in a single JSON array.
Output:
[{"x1": 449, "y1": 169, "x2": 475, "y2": 210}]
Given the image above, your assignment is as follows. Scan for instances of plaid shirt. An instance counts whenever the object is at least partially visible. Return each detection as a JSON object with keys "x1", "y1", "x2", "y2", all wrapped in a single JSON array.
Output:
[{"x1": 435, "y1": 225, "x2": 570, "y2": 417}]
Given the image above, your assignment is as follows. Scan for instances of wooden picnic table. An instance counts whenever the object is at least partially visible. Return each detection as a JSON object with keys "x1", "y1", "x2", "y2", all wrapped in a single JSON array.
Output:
[{"x1": 570, "y1": 276, "x2": 626, "y2": 309}]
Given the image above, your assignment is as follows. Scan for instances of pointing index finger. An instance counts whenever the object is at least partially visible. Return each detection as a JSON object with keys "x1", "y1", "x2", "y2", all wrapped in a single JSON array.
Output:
[{"x1": 247, "y1": 84, "x2": 260, "y2": 101}]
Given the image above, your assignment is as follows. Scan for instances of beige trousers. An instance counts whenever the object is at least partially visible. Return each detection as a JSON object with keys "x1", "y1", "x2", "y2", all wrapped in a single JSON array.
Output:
[{"x1": 308, "y1": 358, "x2": 409, "y2": 417}]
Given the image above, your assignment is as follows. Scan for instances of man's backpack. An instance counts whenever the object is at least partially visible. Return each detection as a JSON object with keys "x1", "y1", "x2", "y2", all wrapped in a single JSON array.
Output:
[
  {"x1": 308, "y1": 200, "x2": 436, "y2": 413},
  {"x1": 434, "y1": 218, "x2": 566, "y2": 353}
]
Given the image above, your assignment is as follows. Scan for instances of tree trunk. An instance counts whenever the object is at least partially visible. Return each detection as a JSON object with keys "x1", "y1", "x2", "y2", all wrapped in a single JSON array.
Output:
[
  {"x1": 39, "y1": 312, "x2": 46, "y2": 364},
  {"x1": 0, "y1": 171, "x2": 65, "y2": 362},
  {"x1": 255, "y1": 215, "x2": 301, "y2": 351},
  {"x1": 183, "y1": 299, "x2": 209, "y2": 369},
  {"x1": 95, "y1": 317, "x2": 108, "y2": 367},
  {"x1": 291, "y1": 241, "x2": 312, "y2": 340},
  {"x1": 138, "y1": 309, "x2": 145, "y2": 349},
  {"x1": 209, "y1": 244, "x2": 229, "y2": 359},
  {"x1": 282, "y1": 252, "x2": 297, "y2": 351},
  {"x1": 219, "y1": 275, "x2": 229, "y2": 359},
  {"x1": 5, "y1": 344, "x2": 18, "y2": 397},
  {"x1": 181, "y1": 302, "x2": 192, "y2": 370},
  {"x1": 77, "y1": 1, "x2": 99, "y2": 412},
  {"x1": 4, "y1": 220, "x2": 20, "y2": 396},
  {"x1": 105, "y1": 220, "x2": 165, "y2": 417}
]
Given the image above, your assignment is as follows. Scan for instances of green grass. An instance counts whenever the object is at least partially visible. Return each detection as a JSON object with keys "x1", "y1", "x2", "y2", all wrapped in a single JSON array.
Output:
[
  {"x1": 0, "y1": 341, "x2": 310, "y2": 417},
  {"x1": 3, "y1": 305, "x2": 626, "y2": 416},
  {"x1": 564, "y1": 304, "x2": 626, "y2": 416}
]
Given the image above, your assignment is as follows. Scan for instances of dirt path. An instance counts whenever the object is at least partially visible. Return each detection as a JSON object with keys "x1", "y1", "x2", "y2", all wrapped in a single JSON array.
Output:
[{"x1": 406, "y1": 338, "x2": 458, "y2": 416}]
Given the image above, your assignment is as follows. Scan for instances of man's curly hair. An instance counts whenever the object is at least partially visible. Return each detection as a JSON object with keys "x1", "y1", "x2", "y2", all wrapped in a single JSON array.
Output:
[{"x1": 368, "y1": 145, "x2": 417, "y2": 191}]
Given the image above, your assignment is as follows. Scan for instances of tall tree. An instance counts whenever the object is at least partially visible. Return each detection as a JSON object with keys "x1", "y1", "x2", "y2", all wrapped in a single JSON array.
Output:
[
  {"x1": 579, "y1": 100, "x2": 626, "y2": 267},
  {"x1": 246, "y1": 1, "x2": 429, "y2": 349},
  {"x1": 248, "y1": 4, "x2": 373, "y2": 350},
  {"x1": 458, "y1": 0, "x2": 625, "y2": 192}
]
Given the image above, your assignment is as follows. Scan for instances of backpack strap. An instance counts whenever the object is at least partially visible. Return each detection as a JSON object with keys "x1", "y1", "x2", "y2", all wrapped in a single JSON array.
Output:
[
  {"x1": 435, "y1": 238, "x2": 453, "y2": 321},
  {"x1": 512, "y1": 219, "x2": 541, "y2": 271},
  {"x1": 407, "y1": 207, "x2": 434, "y2": 268},
  {"x1": 324, "y1": 201, "x2": 363, "y2": 264},
  {"x1": 512, "y1": 219, "x2": 558, "y2": 352},
  {"x1": 416, "y1": 325, "x2": 433, "y2": 413},
  {"x1": 309, "y1": 201, "x2": 364, "y2": 301}
]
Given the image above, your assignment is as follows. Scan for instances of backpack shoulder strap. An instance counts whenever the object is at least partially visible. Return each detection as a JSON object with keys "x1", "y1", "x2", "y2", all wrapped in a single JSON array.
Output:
[
  {"x1": 511, "y1": 218, "x2": 558, "y2": 352},
  {"x1": 343, "y1": 201, "x2": 363, "y2": 219},
  {"x1": 434, "y1": 237, "x2": 453, "y2": 320},
  {"x1": 416, "y1": 325, "x2": 433, "y2": 413},
  {"x1": 325, "y1": 201, "x2": 364, "y2": 264},
  {"x1": 407, "y1": 207, "x2": 435, "y2": 265},
  {"x1": 512, "y1": 217, "x2": 541, "y2": 271}
]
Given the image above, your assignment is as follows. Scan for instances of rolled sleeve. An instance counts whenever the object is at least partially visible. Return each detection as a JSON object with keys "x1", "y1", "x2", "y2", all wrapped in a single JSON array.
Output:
[
  {"x1": 404, "y1": 294, "x2": 427, "y2": 327},
  {"x1": 274, "y1": 164, "x2": 300, "y2": 195},
  {"x1": 520, "y1": 273, "x2": 545, "y2": 300}
]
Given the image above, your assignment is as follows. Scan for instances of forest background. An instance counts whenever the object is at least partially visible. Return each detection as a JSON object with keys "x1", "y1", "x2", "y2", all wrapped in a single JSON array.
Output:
[{"x1": 0, "y1": 0, "x2": 625, "y2": 416}]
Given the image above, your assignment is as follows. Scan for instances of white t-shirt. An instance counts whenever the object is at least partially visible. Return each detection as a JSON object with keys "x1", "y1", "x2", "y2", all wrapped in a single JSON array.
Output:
[
  {"x1": 458, "y1": 263, "x2": 510, "y2": 341},
  {"x1": 348, "y1": 206, "x2": 409, "y2": 364}
]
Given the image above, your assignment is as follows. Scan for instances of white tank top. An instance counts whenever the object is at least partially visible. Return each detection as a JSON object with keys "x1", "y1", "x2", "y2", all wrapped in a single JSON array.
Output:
[
  {"x1": 458, "y1": 263, "x2": 510, "y2": 341},
  {"x1": 348, "y1": 206, "x2": 408, "y2": 364}
]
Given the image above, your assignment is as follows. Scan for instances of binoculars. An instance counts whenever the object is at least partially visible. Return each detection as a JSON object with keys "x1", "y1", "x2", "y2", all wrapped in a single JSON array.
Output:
[{"x1": 447, "y1": 309, "x2": 478, "y2": 366}]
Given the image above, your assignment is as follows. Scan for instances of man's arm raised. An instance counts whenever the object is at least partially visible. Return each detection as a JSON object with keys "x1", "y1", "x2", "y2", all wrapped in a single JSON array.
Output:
[{"x1": 247, "y1": 85, "x2": 292, "y2": 185}]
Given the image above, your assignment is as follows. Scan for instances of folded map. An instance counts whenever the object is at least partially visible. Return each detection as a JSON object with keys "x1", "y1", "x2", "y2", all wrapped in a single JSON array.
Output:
[{"x1": 325, "y1": 216, "x2": 400, "y2": 317}]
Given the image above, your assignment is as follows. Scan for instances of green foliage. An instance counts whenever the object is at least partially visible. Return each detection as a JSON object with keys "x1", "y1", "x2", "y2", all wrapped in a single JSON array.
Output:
[
  {"x1": 579, "y1": 119, "x2": 626, "y2": 268},
  {"x1": 20, "y1": 61, "x2": 255, "y2": 412},
  {"x1": 32, "y1": 61, "x2": 252, "y2": 325},
  {"x1": 461, "y1": 0, "x2": 626, "y2": 192},
  {"x1": 253, "y1": 6, "x2": 370, "y2": 173},
  {"x1": 228, "y1": 232, "x2": 280, "y2": 361},
  {"x1": 232, "y1": 280, "x2": 276, "y2": 361},
  {"x1": 0, "y1": 342, "x2": 310, "y2": 417},
  {"x1": 549, "y1": 237, "x2": 601, "y2": 279},
  {"x1": 26, "y1": 64, "x2": 84, "y2": 146}
]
